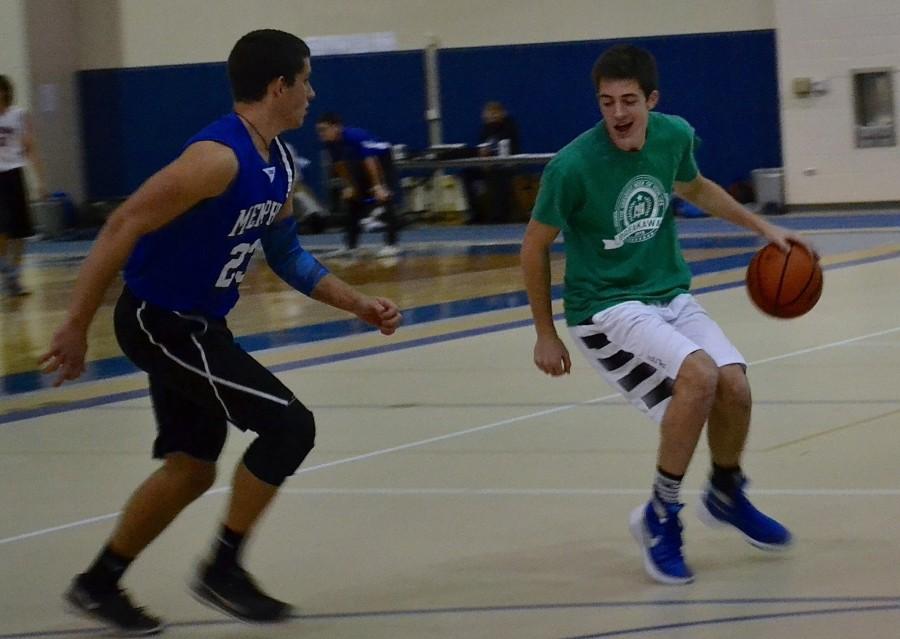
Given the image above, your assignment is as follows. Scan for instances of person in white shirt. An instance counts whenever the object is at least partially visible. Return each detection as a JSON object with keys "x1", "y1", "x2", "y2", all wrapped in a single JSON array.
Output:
[{"x1": 0, "y1": 74, "x2": 45, "y2": 296}]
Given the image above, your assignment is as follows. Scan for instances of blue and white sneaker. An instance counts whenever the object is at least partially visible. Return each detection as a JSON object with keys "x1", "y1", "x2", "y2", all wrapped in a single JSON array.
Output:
[
  {"x1": 697, "y1": 478, "x2": 792, "y2": 550},
  {"x1": 629, "y1": 501, "x2": 694, "y2": 585}
]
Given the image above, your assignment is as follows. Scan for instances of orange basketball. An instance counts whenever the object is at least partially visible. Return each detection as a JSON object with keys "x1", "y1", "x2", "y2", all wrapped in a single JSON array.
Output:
[{"x1": 746, "y1": 242, "x2": 823, "y2": 318}]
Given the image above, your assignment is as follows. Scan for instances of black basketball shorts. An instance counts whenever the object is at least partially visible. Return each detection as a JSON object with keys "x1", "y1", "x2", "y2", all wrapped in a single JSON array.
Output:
[
  {"x1": 0, "y1": 167, "x2": 34, "y2": 239},
  {"x1": 114, "y1": 286, "x2": 300, "y2": 462}
]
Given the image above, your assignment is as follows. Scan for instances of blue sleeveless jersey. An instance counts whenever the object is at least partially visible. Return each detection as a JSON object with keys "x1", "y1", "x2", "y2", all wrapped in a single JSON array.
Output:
[{"x1": 124, "y1": 113, "x2": 294, "y2": 317}]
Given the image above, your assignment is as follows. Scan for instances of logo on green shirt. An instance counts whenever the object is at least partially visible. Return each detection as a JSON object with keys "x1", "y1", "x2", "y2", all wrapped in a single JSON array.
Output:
[{"x1": 603, "y1": 175, "x2": 668, "y2": 249}]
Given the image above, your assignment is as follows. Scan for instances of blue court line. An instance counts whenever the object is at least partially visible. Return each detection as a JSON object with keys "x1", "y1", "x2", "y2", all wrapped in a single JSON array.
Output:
[
  {"x1": 2, "y1": 597, "x2": 898, "y2": 639},
  {"x1": 426, "y1": 235, "x2": 758, "y2": 254},
  {"x1": 25, "y1": 236, "x2": 747, "y2": 277},
  {"x1": 4, "y1": 249, "x2": 761, "y2": 397},
  {"x1": 673, "y1": 211, "x2": 900, "y2": 235},
  {"x1": 682, "y1": 235, "x2": 759, "y2": 249},
  {"x1": 19, "y1": 211, "x2": 899, "y2": 266},
  {"x1": 562, "y1": 603, "x2": 900, "y2": 638},
  {"x1": 0, "y1": 249, "x2": 756, "y2": 398},
  {"x1": 24, "y1": 211, "x2": 900, "y2": 257},
  {"x1": 338, "y1": 235, "x2": 758, "y2": 256},
  {"x1": 0, "y1": 319, "x2": 537, "y2": 425},
  {"x1": 3, "y1": 247, "x2": 899, "y2": 425}
]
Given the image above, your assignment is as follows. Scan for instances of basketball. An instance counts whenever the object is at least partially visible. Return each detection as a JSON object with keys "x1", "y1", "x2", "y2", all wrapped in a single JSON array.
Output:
[{"x1": 746, "y1": 242, "x2": 823, "y2": 318}]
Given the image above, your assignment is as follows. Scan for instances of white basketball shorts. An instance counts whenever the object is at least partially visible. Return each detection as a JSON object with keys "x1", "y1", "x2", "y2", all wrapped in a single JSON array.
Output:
[{"x1": 568, "y1": 293, "x2": 745, "y2": 424}]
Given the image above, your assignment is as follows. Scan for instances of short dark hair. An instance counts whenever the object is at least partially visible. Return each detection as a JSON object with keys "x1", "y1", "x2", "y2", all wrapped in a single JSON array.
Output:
[
  {"x1": 227, "y1": 30, "x2": 310, "y2": 103},
  {"x1": 0, "y1": 75, "x2": 14, "y2": 105},
  {"x1": 591, "y1": 44, "x2": 658, "y2": 98},
  {"x1": 317, "y1": 112, "x2": 342, "y2": 126}
]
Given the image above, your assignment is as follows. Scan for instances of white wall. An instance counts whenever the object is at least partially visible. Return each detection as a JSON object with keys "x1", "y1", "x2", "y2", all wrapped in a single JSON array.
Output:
[
  {"x1": 0, "y1": 0, "x2": 30, "y2": 107},
  {"x1": 775, "y1": 0, "x2": 900, "y2": 204},
  {"x1": 25, "y1": 0, "x2": 85, "y2": 201},
  {"x1": 78, "y1": 0, "x2": 774, "y2": 69},
  {"x1": 75, "y1": 0, "x2": 122, "y2": 70}
]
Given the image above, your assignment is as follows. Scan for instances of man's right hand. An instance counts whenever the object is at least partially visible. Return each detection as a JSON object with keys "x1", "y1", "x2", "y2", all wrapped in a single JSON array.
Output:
[
  {"x1": 39, "y1": 319, "x2": 88, "y2": 387},
  {"x1": 352, "y1": 296, "x2": 402, "y2": 335},
  {"x1": 533, "y1": 334, "x2": 571, "y2": 377}
]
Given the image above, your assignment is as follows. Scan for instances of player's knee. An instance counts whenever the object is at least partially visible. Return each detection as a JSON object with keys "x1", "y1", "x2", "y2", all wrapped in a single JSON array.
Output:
[
  {"x1": 243, "y1": 401, "x2": 316, "y2": 486},
  {"x1": 679, "y1": 350, "x2": 719, "y2": 400},
  {"x1": 279, "y1": 402, "x2": 317, "y2": 465},
  {"x1": 164, "y1": 452, "x2": 217, "y2": 497},
  {"x1": 716, "y1": 364, "x2": 751, "y2": 413}
]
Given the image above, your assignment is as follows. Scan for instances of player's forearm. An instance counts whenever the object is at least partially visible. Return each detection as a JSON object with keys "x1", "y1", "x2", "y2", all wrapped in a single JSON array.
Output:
[
  {"x1": 363, "y1": 157, "x2": 384, "y2": 188},
  {"x1": 682, "y1": 177, "x2": 771, "y2": 236},
  {"x1": 520, "y1": 244, "x2": 558, "y2": 338},
  {"x1": 310, "y1": 273, "x2": 369, "y2": 315}
]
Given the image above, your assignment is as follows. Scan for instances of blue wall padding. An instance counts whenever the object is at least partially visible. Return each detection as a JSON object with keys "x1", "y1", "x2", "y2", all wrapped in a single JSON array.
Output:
[{"x1": 78, "y1": 30, "x2": 780, "y2": 200}]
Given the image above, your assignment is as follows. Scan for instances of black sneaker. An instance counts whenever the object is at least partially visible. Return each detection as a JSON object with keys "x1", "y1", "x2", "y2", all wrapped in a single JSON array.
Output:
[
  {"x1": 190, "y1": 562, "x2": 293, "y2": 623},
  {"x1": 64, "y1": 574, "x2": 164, "y2": 636}
]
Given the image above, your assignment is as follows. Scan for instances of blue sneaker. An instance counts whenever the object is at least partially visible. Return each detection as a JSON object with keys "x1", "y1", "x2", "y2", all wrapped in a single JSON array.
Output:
[
  {"x1": 629, "y1": 501, "x2": 694, "y2": 584},
  {"x1": 697, "y1": 478, "x2": 792, "y2": 550}
]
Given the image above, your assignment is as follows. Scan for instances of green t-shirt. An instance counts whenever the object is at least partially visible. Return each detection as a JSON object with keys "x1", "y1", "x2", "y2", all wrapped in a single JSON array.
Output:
[{"x1": 532, "y1": 112, "x2": 700, "y2": 325}]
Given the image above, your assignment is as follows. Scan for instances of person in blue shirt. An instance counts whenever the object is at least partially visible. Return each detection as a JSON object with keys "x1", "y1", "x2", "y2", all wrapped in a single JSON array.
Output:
[
  {"x1": 316, "y1": 113, "x2": 400, "y2": 256},
  {"x1": 40, "y1": 29, "x2": 401, "y2": 635}
]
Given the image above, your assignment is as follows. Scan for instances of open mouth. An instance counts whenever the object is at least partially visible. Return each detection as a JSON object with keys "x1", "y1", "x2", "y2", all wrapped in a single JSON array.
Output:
[{"x1": 614, "y1": 122, "x2": 633, "y2": 135}]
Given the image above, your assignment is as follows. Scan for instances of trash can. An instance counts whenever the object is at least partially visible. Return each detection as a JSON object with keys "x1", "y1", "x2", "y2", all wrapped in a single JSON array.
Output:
[{"x1": 751, "y1": 167, "x2": 785, "y2": 215}]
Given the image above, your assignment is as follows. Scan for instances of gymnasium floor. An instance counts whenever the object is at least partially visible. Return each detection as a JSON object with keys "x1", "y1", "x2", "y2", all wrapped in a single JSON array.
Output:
[{"x1": 2, "y1": 211, "x2": 900, "y2": 638}]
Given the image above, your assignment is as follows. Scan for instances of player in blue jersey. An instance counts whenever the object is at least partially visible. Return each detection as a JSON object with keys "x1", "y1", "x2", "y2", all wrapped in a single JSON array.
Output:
[
  {"x1": 40, "y1": 30, "x2": 401, "y2": 635},
  {"x1": 316, "y1": 113, "x2": 401, "y2": 255}
]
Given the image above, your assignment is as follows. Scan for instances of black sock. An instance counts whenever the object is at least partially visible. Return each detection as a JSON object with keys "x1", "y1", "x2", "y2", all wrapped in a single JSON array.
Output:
[
  {"x1": 81, "y1": 544, "x2": 134, "y2": 594},
  {"x1": 711, "y1": 463, "x2": 743, "y2": 493},
  {"x1": 652, "y1": 466, "x2": 684, "y2": 507},
  {"x1": 211, "y1": 525, "x2": 245, "y2": 569}
]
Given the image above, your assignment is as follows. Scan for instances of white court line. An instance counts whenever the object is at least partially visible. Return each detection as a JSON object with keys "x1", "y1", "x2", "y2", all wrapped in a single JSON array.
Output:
[
  {"x1": 3, "y1": 325, "x2": 900, "y2": 547},
  {"x1": 751, "y1": 326, "x2": 900, "y2": 366},
  {"x1": 0, "y1": 513, "x2": 121, "y2": 545},
  {"x1": 0, "y1": 401, "x2": 614, "y2": 546},
  {"x1": 840, "y1": 342, "x2": 900, "y2": 348}
]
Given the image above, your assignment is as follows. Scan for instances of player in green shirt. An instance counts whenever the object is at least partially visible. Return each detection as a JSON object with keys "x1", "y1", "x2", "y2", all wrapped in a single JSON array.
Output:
[{"x1": 521, "y1": 44, "x2": 814, "y2": 585}]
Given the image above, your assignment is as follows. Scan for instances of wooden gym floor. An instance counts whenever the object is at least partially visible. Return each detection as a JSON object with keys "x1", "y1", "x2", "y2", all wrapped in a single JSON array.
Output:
[{"x1": 2, "y1": 212, "x2": 900, "y2": 638}]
